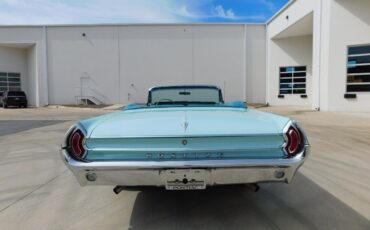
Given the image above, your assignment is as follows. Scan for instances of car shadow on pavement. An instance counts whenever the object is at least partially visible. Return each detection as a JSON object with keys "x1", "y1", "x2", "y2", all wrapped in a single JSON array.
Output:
[
  {"x1": 0, "y1": 120, "x2": 66, "y2": 136},
  {"x1": 129, "y1": 173, "x2": 370, "y2": 230}
]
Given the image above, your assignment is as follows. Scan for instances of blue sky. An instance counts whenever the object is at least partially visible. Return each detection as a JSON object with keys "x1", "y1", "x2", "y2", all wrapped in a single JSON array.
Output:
[{"x1": 0, "y1": 0, "x2": 289, "y2": 25}]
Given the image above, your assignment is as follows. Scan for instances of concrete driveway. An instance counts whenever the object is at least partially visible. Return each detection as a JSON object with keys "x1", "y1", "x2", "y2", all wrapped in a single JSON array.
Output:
[{"x1": 0, "y1": 107, "x2": 369, "y2": 229}]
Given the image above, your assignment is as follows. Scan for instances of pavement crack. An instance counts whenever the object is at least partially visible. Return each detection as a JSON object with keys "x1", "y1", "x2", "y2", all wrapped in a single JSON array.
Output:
[{"x1": 0, "y1": 169, "x2": 68, "y2": 213}]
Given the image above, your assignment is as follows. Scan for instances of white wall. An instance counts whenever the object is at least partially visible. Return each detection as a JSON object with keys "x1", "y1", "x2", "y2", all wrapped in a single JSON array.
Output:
[
  {"x1": 0, "y1": 24, "x2": 267, "y2": 106},
  {"x1": 267, "y1": 0, "x2": 334, "y2": 111},
  {"x1": 192, "y1": 25, "x2": 245, "y2": 102},
  {"x1": 0, "y1": 45, "x2": 40, "y2": 106},
  {"x1": 245, "y1": 25, "x2": 266, "y2": 104},
  {"x1": 268, "y1": 0, "x2": 316, "y2": 40},
  {"x1": 47, "y1": 26, "x2": 120, "y2": 105},
  {"x1": 311, "y1": 0, "x2": 330, "y2": 111},
  {"x1": 120, "y1": 24, "x2": 251, "y2": 103},
  {"x1": 325, "y1": 0, "x2": 370, "y2": 111},
  {"x1": 0, "y1": 27, "x2": 46, "y2": 106},
  {"x1": 46, "y1": 24, "x2": 266, "y2": 105},
  {"x1": 0, "y1": 46, "x2": 27, "y2": 92},
  {"x1": 27, "y1": 45, "x2": 37, "y2": 106},
  {"x1": 268, "y1": 35, "x2": 313, "y2": 106},
  {"x1": 267, "y1": 0, "x2": 370, "y2": 112},
  {"x1": 1, "y1": 0, "x2": 370, "y2": 112},
  {"x1": 0, "y1": 46, "x2": 27, "y2": 74},
  {"x1": 119, "y1": 25, "x2": 193, "y2": 104}
]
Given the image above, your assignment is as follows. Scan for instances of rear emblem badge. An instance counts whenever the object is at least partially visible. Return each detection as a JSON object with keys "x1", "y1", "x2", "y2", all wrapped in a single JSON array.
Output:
[
  {"x1": 182, "y1": 121, "x2": 189, "y2": 131},
  {"x1": 182, "y1": 140, "x2": 188, "y2": 145}
]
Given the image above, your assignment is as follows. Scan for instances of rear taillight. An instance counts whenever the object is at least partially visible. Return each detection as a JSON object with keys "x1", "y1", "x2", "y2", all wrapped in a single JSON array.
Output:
[
  {"x1": 284, "y1": 125, "x2": 304, "y2": 157},
  {"x1": 69, "y1": 129, "x2": 86, "y2": 159}
]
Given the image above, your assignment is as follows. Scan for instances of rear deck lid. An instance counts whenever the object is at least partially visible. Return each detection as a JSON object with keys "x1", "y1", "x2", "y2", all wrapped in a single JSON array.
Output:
[{"x1": 82, "y1": 107, "x2": 289, "y2": 138}]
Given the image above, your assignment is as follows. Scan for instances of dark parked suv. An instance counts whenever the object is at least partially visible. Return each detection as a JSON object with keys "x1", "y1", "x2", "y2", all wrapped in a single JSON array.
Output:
[
  {"x1": 0, "y1": 92, "x2": 3, "y2": 106},
  {"x1": 2, "y1": 91, "x2": 28, "y2": 108}
]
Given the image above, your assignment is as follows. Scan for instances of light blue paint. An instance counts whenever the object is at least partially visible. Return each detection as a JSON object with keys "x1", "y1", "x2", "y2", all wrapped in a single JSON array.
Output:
[
  {"x1": 83, "y1": 107, "x2": 289, "y2": 138},
  {"x1": 77, "y1": 105, "x2": 291, "y2": 161},
  {"x1": 85, "y1": 135, "x2": 285, "y2": 161},
  {"x1": 124, "y1": 101, "x2": 247, "y2": 111},
  {"x1": 224, "y1": 101, "x2": 247, "y2": 108}
]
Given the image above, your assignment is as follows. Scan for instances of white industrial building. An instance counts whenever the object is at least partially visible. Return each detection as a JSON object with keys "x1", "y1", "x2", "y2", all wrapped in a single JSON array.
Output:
[{"x1": 0, "y1": 0, "x2": 369, "y2": 111}]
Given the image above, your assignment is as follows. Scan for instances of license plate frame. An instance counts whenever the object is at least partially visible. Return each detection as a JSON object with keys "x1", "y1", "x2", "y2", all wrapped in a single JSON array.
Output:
[{"x1": 161, "y1": 169, "x2": 207, "y2": 190}]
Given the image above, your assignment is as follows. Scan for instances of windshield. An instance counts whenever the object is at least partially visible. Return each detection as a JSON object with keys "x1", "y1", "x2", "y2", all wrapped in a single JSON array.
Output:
[
  {"x1": 148, "y1": 86, "x2": 222, "y2": 105},
  {"x1": 8, "y1": 91, "x2": 26, "y2": 97}
]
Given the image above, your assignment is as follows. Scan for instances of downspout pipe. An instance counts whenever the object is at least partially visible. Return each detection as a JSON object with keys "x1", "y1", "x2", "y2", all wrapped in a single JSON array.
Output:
[
  {"x1": 317, "y1": 0, "x2": 323, "y2": 111},
  {"x1": 43, "y1": 25, "x2": 49, "y2": 106}
]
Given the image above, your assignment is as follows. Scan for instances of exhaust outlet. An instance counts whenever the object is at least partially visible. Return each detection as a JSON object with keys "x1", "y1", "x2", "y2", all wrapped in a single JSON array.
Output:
[
  {"x1": 246, "y1": 183, "x2": 260, "y2": 192},
  {"x1": 113, "y1": 186, "x2": 125, "y2": 194}
]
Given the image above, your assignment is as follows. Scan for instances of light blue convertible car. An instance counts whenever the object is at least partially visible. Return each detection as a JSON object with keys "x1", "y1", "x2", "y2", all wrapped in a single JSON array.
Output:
[{"x1": 61, "y1": 85, "x2": 309, "y2": 193}]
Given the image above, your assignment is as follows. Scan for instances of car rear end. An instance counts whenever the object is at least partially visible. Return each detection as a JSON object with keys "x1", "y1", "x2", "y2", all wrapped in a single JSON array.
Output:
[
  {"x1": 4, "y1": 91, "x2": 27, "y2": 108},
  {"x1": 61, "y1": 120, "x2": 309, "y2": 190}
]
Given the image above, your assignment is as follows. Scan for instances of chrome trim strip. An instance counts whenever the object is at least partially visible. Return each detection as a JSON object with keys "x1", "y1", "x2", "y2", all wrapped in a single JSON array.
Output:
[
  {"x1": 61, "y1": 145, "x2": 309, "y2": 170},
  {"x1": 282, "y1": 120, "x2": 293, "y2": 156},
  {"x1": 61, "y1": 125, "x2": 76, "y2": 148},
  {"x1": 86, "y1": 146, "x2": 284, "y2": 152},
  {"x1": 87, "y1": 133, "x2": 284, "y2": 139}
]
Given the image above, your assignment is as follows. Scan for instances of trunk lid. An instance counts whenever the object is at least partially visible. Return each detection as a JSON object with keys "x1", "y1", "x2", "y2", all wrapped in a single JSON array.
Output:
[
  {"x1": 81, "y1": 107, "x2": 290, "y2": 161},
  {"x1": 85, "y1": 107, "x2": 289, "y2": 138}
]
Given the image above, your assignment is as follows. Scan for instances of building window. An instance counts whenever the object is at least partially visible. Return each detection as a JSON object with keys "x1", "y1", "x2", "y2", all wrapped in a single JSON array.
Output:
[
  {"x1": 0, "y1": 72, "x2": 21, "y2": 92},
  {"x1": 347, "y1": 45, "x2": 370, "y2": 92},
  {"x1": 279, "y1": 66, "x2": 306, "y2": 94}
]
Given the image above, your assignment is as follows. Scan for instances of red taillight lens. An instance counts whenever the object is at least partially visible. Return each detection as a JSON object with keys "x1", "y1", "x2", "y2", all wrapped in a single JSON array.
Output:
[
  {"x1": 285, "y1": 125, "x2": 304, "y2": 157},
  {"x1": 69, "y1": 129, "x2": 85, "y2": 159}
]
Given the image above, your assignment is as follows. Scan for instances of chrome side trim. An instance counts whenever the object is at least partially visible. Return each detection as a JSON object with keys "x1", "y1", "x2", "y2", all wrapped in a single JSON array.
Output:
[
  {"x1": 86, "y1": 133, "x2": 284, "y2": 139},
  {"x1": 86, "y1": 146, "x2": 284, "y2": 152},
  {"x1": 282, "y1": 120, "x2": 293, "y2": 156},
  {"x1": 61, "y1": 125, "x2": 76, "y2": 149},
  {"x1": 61, "y1": 145, "x2": 309, "y2": 170}
]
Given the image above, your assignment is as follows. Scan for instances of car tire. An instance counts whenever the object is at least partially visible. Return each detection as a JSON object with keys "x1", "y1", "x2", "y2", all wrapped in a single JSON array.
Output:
[
  {"x1": 24, "y1": 104, "x2": 28, "y2": 108},
  {"x1": 3, "y1": 104, "x2": 7, "y2": 108}
]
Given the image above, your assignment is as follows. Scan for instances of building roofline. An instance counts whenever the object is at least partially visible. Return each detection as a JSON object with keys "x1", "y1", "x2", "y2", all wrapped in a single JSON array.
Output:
[
  {"x1": 0, "y1": 22, "x2": 265, "y2": 28},
  {"x1": 266, "y1": 0, "x2": 296, "y2": 24}
]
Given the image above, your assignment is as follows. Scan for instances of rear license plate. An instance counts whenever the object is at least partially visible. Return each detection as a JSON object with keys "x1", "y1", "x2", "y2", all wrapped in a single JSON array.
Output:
[{"x1": 162, "y1": 169, "x2": 206, "y2": 190}]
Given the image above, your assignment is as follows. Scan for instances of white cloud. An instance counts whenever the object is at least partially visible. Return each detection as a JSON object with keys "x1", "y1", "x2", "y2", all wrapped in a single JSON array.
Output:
[
  {"x1": 0, "y1": 0, "x2": 271, "y2": 25},
  {"x1": 259, "y1": 0, "x2": 277, "y2": 12},
  {"x1": 176, "y1": 5, "x2": 198, "y2": 19},
  {"x1": 213, "y1": 5, "x2": 235, "y2": 19},
  {"x1": 174, "y1": 4, "x2": 240, "y2": 20},
  {"x1": 0, "y1": 0, "x2": 183, "y2": 25}
]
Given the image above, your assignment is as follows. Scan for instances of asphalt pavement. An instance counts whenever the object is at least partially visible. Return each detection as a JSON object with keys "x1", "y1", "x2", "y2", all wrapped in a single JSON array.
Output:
[{"x1": 0, "y1": 106, "x2": 369, "y2": 229}]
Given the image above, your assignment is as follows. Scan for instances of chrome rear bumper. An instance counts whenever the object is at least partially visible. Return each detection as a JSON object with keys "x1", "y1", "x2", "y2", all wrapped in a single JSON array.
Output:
[{"x1": 61, "y1": 145, "x2": 309, "y2": 187}]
